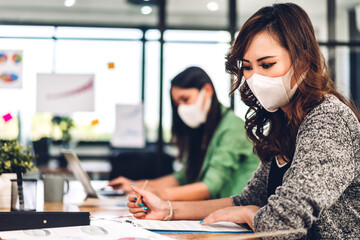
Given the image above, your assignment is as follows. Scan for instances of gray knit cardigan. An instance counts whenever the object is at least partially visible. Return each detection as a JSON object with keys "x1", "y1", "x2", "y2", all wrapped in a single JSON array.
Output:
[{"x1": 232, "y1": 95, "x2": 360, "y2": 239}]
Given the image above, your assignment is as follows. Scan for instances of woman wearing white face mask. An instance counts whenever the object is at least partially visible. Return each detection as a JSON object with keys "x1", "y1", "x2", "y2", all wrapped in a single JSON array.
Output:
[
  {"x1": 109, "y1": 66, "x2": 259, "y2": 201},
  {"x1": 168, "y1": 66, "x2": 258, "y2": 200},
  {"x1": 127, "y1": 3, "x2": 360, "y2": 239}
]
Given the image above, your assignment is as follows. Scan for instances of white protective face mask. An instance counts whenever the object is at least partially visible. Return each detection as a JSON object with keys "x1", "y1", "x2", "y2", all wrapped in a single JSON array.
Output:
[
  {"x1": 246, "y1": 67, "x2": 298, "y2": 112},
  {"x1": 177, "y1": 88, "x2": 212, "y2": 128}
]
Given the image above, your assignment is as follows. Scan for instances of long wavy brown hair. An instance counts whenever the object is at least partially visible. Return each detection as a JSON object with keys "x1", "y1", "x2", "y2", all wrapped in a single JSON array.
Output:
[{"x1": 225, "y1": 3, "x2": 360, "y2": 164}]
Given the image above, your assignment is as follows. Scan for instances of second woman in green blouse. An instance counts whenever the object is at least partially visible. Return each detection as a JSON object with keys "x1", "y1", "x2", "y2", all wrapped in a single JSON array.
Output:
[{"x1": 109, "y1": 66, "x2": 258, "y2": 200}]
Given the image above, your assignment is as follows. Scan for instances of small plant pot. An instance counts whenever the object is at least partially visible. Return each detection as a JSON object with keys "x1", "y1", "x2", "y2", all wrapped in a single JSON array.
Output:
[
  {"x1": 0, "y1": 173, "x2": 17, "y2": 210},
  {"x1": 10, "y1": 179, "x2": 37, "y2": 211}
]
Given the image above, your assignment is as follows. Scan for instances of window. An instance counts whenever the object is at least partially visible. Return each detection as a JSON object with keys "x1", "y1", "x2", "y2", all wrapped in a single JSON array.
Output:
[
  {"x1": 0, "y1": 26, "x2": 54, "y2": 140},
  {"x1": 53, "y1": 28, "x2": 143, "y2": 141}
]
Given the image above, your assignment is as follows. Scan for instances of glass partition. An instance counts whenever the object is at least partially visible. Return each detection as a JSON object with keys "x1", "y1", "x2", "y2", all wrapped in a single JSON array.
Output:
[{"x1": 54, "y1": 38, "x2": 142, "y2": 141}]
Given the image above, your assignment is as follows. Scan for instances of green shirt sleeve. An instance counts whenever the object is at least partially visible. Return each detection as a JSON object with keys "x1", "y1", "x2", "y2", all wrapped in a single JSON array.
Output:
[
  {"x1": 201, "y1": 128, "x2": 245, "y2": 197},
  {"x1": 201, "y1": 108, "x2": 258, "y2": 198},
  {"x1": 172, "y1": 167, "x2": 186, "y2": 185}
]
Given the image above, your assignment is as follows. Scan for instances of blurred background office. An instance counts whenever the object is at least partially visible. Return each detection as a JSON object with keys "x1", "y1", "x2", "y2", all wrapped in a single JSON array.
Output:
[{"x1": 0, "y1": 0, "x2": 359, "y2": 180}]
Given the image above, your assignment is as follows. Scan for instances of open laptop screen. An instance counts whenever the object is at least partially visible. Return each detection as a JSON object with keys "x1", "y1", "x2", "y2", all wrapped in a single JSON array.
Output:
[
  {"x1": 62, "y1": 149, "x2": 125, "y2": 198},
  {"x1": 62, "y1": 149, "x2": 99, "y2": 198}
]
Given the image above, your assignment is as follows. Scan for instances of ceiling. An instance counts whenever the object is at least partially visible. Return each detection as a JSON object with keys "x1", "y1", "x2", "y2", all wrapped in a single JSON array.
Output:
[{"x1": 0, "y1": 0, "x2": 358, "y2": 30}]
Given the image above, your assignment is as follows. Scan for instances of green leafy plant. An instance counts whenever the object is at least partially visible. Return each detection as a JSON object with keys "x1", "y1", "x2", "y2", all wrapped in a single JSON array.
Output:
[
  {"x1": 0, "y1": 140, "x2": 37, "y2": 174},
  {"x1": 52, "y1": 116, "x2": 74, "y2": 144}
]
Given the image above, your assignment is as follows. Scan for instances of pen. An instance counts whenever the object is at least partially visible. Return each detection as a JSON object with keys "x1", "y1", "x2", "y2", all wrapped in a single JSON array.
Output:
[{"x1": 135, "y1": 180, "x2": 149, "y2": 206}]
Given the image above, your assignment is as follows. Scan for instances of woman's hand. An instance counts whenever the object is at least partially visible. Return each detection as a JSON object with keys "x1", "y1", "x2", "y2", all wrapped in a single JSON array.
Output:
[
  {"x1": 202, "y1": 205, "x2": 260, "y2": 230},
  {"x1": 108, "y1": 176, "x2": 134, "y2": 192},
  {"x1": 127, "y1": 185, "x2": 170, "y2": 220}
]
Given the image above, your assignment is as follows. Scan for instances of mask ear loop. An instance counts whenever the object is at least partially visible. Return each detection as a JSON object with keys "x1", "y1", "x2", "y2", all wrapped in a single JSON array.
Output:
[
  {"x1": 241, "y1": 76, "x2": 246, "y2": 84},
  {"x1": 237, "y1": 60, "x2": 243, "y2": 78},
  {"x1": 236, "y1": 59, "x2": 243, "y2": 69},
  {"x1": 196, "y1": 87, "x2": 208, "y2": 110},
  {"x1": 297, "y1": 71, "x2": 307, "y2": 87},
  {"x1": 289, "y1": 68, "x2": 307, "y2": 96},
  {"x1": 236, "y1": 60, "x2": 246, "y2": 87}
]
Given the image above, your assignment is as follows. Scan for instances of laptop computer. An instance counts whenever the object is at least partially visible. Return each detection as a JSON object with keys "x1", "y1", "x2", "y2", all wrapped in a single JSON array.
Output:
[{"x1": 62, "y1": 149, "x2": 125, "y2": 198}]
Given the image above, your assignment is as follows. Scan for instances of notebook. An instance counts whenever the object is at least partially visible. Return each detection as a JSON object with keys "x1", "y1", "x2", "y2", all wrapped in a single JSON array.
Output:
[{"x1": 61, "y1": 149, "x2": 125, "y2": 199}]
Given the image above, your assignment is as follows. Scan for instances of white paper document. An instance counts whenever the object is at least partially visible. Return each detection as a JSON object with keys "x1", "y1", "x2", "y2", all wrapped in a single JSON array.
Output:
[
  {"x1": 137, "y1": 220, "x2": 251, "y2": 233},
  {"x1": 0, "y1": 220, "x2": 173, "y2": 240},
  {"x1": 116, "y1": 218, "x2": 252, "y2": 233}
]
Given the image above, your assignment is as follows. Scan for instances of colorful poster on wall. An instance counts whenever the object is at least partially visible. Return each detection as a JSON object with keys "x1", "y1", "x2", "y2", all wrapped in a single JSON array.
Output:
[
  {"x1": 0, "y1": 50, "x2": 23, "y2": 88},
  {"x1": 36, "y1": 73, "x2": 95, "y2": 114},
  {"x1": 111, "y1": 104, "x2": 145, "y2": 148}
]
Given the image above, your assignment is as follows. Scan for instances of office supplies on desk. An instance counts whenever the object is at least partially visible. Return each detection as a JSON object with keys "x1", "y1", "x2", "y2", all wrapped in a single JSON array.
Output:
[
  {"x1": 62, "y1": 149, "x2": 125, "y2": 199},
  {"x1": 0, "y1": 211, "x2": 90, "y2": 231}
]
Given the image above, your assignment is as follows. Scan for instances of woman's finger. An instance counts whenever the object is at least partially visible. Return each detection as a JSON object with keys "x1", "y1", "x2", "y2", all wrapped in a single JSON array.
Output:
[
  {"x1": 133, "y1": 212, "x2": 146, "y2": 219},
  {"x1": 127, "y1": 201, "x2": 138, "y2": 208},
  {"x1": 128, "y1": 194, "x2": 145, "y2": 205},
  {"x1": 202, "y1": 210, "x2": 228, "y2": 225},
  {"x1": 128, "y1": 194, "x2": 137, "y2": 202},
  {"x1": 128, "y1": 207, "x2": 143, "y2": 214},
  {"x1": 128, "y1": 206, "x2": 148, "y2": 214},
  {"x1": 202, "y1": 206, "x2": 251, "y2": 225},
  {"x1": 202, "y1": 215, "x2": 217, "y2": 225}
]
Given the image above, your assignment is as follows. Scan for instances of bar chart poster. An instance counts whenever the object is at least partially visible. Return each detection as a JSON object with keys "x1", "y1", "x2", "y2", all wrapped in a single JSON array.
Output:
[
  {"x1": 36, "y1": 73, "x2": 95, "y2": 114},
  {"x1": 0, "y1": 50, "x2": 23, "y2": 88},
  {"x1": 111, "y1": 104, "x2": 145, "y2": 148}
]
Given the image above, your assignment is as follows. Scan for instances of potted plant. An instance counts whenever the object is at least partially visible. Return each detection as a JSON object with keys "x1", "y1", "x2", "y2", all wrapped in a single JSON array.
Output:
[
  {"x1": 51, "y1": 116, "x2": 75, "y2": 167},
  {"x1": 0, "y1": 140, "x2": 37, "y2": 210},
  {"x1": 51, "y1": 116, "x2": 74, "y2": 147}
]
